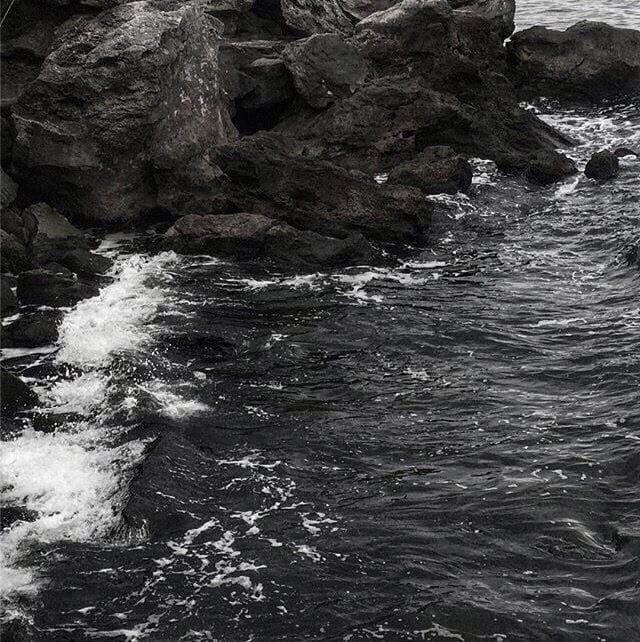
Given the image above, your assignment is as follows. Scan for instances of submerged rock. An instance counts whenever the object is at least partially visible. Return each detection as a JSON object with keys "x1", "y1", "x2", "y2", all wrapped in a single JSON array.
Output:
[
  {"x1": 387, "y1": 146, "x2": 473, "y2": 194},
  {"x1": 165, "y1": 212, "x2": 376, "y2": 270},
  {"x1": 525, "y1": 150, "x2": 578, "y2": 185},
  {"x1": 1, "y1": 367, "x2": 38, "y2": 415},
  {"x1": 12, "y1": 1, "x2": 236, "y2": 223},
  {"x1": 508, "y1": 22, "x2": 640, "y2": 100},
  {"x1": 16, "y1": 269, "x2": 99, "y2": 307},
  {"x1": 585, "y1": 150, "x2": 620, "y2": 180},
  {"x1": 283, "y1": 34, "x2": 368, "y2": 109}
]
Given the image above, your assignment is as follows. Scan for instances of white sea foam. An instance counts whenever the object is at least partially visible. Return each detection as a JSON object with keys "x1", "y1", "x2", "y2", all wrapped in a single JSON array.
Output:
[{"x1": 0, "y1": 251, "x2": 178, "y2": 597}]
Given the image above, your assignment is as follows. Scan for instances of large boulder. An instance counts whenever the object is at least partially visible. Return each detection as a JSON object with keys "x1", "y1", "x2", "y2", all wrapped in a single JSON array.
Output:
[
  {"x1": 524, "y1": 150, "x2": 578, "y2": 185},
  {"x1": 1, "y1": 310, "x2": 63, "y2": 347},
  {"x1": 16, "y1": 269, "x2": 99, "y2": 307},
  {"x1": 0, "y1": 229, "x2": 30, "y2": 274},
  {"x1": 387, "y1": 146, "x2": 473, "y2": 194},
  {"x1": 339, "y1": 0, "x2": 397, "y2": 21},
  {"x1": 283, "y1": 34, "x2": 368, "y2": 109},
  {"x1": 213, "y1": 133, "x2": 433, "y2": 242},
  {"x1": 1, "y1": 169, "x2": 18, "y2": 209},
  {"x1": 1, "y1": 368, "x2": 38, "y2": 416},
  {"x1": 280, "y1": 74, "x2": 572, "y2": 174},
  {"x1": 61, "y1": 248, "x2": 113, "y2": 276},
  {"x1": 12, "y1": 1, "x2": 236, "y2": 223},
  {"x1": 165, "y1": 212, "x2": 376, "y2": 269},
  {"x1": 585, "y1": 150, "x2": 620, "y2": 180},
  {"x1": 507, "y1": 22, "x2": 640, "y2": 100}
]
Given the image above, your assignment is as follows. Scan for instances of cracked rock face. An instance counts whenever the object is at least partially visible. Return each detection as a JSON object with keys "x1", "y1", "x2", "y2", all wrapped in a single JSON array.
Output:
[{"x1": 12, "y1": 0, "x2": 236, "y2": 223}]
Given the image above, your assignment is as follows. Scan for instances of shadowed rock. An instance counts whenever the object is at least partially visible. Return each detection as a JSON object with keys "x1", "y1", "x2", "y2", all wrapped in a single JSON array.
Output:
[
  {"x1": 388, "y1": 146, "x2": 473, "y2": 194},
  {"x1": 508, "y1": 22, "x2": 640, "y2": 100},
  {"x1": 283, "y1": 34, "x2": 368, "y2": 109},
  {"x1": 1, "y1": 367, "x2": 38, "y2": 416},
  {"x1": 525, "y1": 150, "x2": 578, "y2": 185},
  {"x1": 165, "y1": 212, "x2": 376, "y2": 270},
  {"x1": 17, "y1": 269, "x2": 99, "y2": 307},
  {"x1": 585, "y1": 150, "x2": 620, "y2": 180},
  {"x1": 2, "y1": 310, "x2": 63, "y2": 347},
  {"x1": 213, "y1": 133, "x2": 433, "y2": 242},
  {"x1": 1, "y1": 275, "x2": 18, "y2": 317}
]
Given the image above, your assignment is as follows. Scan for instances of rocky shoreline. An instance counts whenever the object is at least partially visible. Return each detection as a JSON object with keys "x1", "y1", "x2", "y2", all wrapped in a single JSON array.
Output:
[{"x1": 2, "y1": 0, "x2": 639, "y2": 416}]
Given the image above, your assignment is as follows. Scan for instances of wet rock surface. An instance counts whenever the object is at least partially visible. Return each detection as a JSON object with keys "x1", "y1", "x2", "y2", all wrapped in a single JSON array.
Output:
[
  {"x1": 525, "y1": 150, "x2": 578, "y2": 185},
  {"x1": 508, "y1": 21, "x2": 640, "y2": 100},
  {"x1": 1, "y1": 367, "x2": 38, "y2": 416},
  {"x1": 387, "y1": 146, "x2": 473, "y2": 194},
  {"x1": 16, "y1": 269, "x2": 99, "y2": 307},
  {"x1": 585, "y1": 150, "x2": 620, "y2": 180}
]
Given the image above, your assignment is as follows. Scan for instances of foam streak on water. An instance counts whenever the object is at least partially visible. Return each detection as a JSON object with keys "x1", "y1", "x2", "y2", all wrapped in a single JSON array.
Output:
[{"x1": 0, "y1": 250, "x2": 178, "y2": 598}]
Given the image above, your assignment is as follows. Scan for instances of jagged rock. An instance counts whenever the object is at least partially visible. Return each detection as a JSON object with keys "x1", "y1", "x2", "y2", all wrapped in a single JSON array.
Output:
[
  {"x1": 61, "y1": 249, "x2": 113, "y2": 276},
  {"x1": 221, "y1": 40, "x2": 295, "y2": 132},
  {"x1": 627, "y1": 244, "x2": 639, "y2": 267},
  {"x1": 213, "y1": 133, "x2": 433, "y2": 242},
  {"x1": 507, "y1": 22, "x2": 640, "y2": 100},
  {"x1": 1, "y1": 275, "x2": 18, "y2": 316},
  {"x1": 354, "y1": 0, "x2": 456, "y2": 61},
  {"x1": 450, "y1": 0, "x2": 515, "y2": 39},
  {"x1": 0, "y1": 229, "x2": 30, "y2": 273},
  {"x1": 1, "y1": 310, "x2": 63, "y2": 347},
  {"x1": 1, "y1": 367, "x2": 38, "y2": 415},
  {"x1": 280, "y1": 74, "x2": 572, "y2": 174},
  {"x1": 525, "y1": 150, "x2": 578, "y2": 185},
  {"x1": 388, "y1": 146, "x2": 473, "y2": 194},
  {"x1": 16, "y1": 269, "x2": 99, "y2": 307},
  {"x1": 283, "y1": 34, "x2": 368, "y2": 108},
  {"x1": 165, "y1": 212, "x2": 376, "y2": 269},
  {"x1": 281, "y1": 0, "x2": 354, "y2": 36},
  {"x1": 1, "y1": 169, "x2": 18, "y2": 208},
  {"x1": 12, "y1": 1, "x2": 236, "y2": 223},
  {"x1": 339, "y1": 0, "x2": 396, "y2": 21},
  {"x1": 27, "y1": 203, "x2": 90, "y2": 266},
  {"x1": 585, "y1": 150, "x2": 620, "y2": 180}
]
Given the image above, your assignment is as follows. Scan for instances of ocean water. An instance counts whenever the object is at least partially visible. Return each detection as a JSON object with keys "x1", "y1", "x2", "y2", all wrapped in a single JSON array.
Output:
[
  {"x1": 516, "y1": 0, "x2": 640, "y2": 30},
  {"x1": 1, "y1": 3, "x2": 639, "y2": 642}
]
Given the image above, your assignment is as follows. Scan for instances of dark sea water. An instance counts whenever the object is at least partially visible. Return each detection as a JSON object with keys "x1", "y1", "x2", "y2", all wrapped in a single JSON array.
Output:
[{"x1": 2, "y1": 4, "x2": 640, "y2": 642}]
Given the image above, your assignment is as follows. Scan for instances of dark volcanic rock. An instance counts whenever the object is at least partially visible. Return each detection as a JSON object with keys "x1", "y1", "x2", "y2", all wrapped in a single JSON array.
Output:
[
  {"x1": 281, "y1": 0, "x2": 354, "y2": 36},
  {"x1": 0, "y1": 506, "x2": 39, "y2": 530},
  {"x1": 62, "y1": 249, "x2": 113, "y2": 276},
  {"x1": 585, "y1": 150, "x2": 620, "y2": 180},
  {"x1": 221, "y1": 40, "x2": 295, "y2": 132},
  {"x1": 283, "y1": 34, "x2": 368, "y2": 108},
  {"x1": 17, "y1": 269, "x2": 99, "y2": 307},
  {"x1": 166, "y1": 212, "x2": 376, "y2": 270},
  {"x1": 1, "y1": 367, "x2": 38, "y2": 415},
  {"x1": 525, "y1": 150, "x2": 578, "y2": 185},
  {"x1": 387, "y1": 146, "x2": 473, "y2": 194},
  {"x1": 1, "y1": 310, "x2": 63, "y2": 347},
  {"x1": 28, "y1": 203, "x2": 91, "y2": 266},
  {"x1": 281, "y1": 74, "x2": 571, "y2": 174},
  {"x1": 627, "y1": 244, "x2": 640, "y2": 267},
  {"x1": 1, "y1": 275, "x2": 18, "y2": 316},
  {"x1": 508, "y1": 22, "x2": 640, "y2": 100},
  {"x1": 614, "y1": 147, "x2": 638, "y2": 158},
  {"x1": 0, "y1": 229, "x2": 30, "y2": 274},
  {"x1": 339, "y1": 0, "x2": 396, "y2": 21},
  {"x1": 1, "y1": 168, "x2": 18, "y2": 208},
  {"x1": 213, "y1": 133, "x2": 433, "y2": 242},
  {"x1": 450, "y1": 0, "x2": 515, "y2": 39},
  {"x1": 12, "y1": 1, "x2": 236, "y2": 223}
]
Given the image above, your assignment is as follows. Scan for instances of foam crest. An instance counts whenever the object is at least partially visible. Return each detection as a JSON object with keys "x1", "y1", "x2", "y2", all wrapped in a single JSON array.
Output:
[{"x1": 56, "y1": 252, "x2": 178, "y2": 367}]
